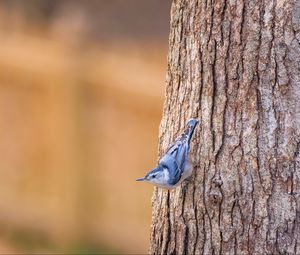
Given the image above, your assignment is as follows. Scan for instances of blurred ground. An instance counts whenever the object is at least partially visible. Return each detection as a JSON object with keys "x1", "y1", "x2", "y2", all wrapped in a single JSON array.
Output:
[{"x1": 0, "y1": 1, "x2": 171, "y2": 253}]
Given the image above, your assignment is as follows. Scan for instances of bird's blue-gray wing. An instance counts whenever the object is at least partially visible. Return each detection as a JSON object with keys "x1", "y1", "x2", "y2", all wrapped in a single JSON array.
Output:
[
  {"x1": 157, "y1": 119, "x2": 198, "y2": 186},
  {"x1": 159, "y1": 139, "x2": 189, "y2": 185}
]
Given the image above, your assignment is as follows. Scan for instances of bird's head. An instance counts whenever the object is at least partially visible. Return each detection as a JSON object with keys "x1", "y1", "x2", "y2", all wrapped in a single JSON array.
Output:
[{"x1": 136, "y1": 165, "x2": 169, "y2": 187}]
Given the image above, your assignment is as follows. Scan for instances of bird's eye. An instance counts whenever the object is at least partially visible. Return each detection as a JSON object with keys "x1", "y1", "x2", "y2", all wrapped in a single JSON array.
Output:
[{"x1": 151, "y1": 174, "x2": 156, "y2": 178}]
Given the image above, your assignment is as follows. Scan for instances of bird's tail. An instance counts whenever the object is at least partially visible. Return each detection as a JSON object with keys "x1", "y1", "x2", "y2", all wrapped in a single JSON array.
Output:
[{"x1": 185, "y1": 118, "x2": 199, "y2": 143}]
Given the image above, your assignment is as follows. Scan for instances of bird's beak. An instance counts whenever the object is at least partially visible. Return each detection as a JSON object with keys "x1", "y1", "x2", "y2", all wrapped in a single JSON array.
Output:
[{"x1": 136, "y1": 177, "x2": 146, "y2": 182}]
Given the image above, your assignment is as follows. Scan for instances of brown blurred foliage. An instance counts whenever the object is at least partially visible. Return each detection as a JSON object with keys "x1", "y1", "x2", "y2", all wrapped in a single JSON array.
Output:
[{"x1": 0, "y1": 0, "x2": 171, "y2": 253}]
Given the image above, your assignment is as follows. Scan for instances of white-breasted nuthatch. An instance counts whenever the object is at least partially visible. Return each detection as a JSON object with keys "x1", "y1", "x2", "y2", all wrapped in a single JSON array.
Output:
[{"x1": 136, "y1": 118, "x2": 198, "y2": 189}]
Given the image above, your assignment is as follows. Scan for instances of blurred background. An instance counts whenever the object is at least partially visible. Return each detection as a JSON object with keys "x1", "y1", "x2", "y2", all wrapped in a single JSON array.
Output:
[{"x1": 0, "y1": 0, "x2": 171, "y2": 253}]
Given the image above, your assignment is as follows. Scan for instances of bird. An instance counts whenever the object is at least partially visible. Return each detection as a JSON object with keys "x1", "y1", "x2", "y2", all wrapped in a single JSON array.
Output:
[{"x1": 136, "y1": 118, "x2": 198, "y2": 189}]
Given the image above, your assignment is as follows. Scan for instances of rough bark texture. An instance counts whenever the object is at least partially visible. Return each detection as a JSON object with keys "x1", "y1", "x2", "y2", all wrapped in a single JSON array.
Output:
[{"x1": 150, "y1": 0, "x2": 300, "y2": 254}]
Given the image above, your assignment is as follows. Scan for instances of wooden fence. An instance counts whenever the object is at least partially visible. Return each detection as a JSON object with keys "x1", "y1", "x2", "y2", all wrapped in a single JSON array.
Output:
[{"x1": 0, "y1": 33, "x2": 165, "y2": 253}]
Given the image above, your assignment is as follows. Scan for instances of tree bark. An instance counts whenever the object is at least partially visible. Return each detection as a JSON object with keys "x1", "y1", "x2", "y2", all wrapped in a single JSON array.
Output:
[{"x1": 150, "y1": 0, "x2": 300, "y2": 254}]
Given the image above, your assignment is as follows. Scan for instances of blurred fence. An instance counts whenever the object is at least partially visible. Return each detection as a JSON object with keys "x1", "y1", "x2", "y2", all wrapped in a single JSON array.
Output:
[{"x1": 0, "y1": 33, "x2": 165, "y2": 253}]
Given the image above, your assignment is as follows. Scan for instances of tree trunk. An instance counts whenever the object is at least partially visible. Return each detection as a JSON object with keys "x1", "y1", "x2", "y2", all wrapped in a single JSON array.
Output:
[{"x1": 150, "y1": 0, "x2": 300, "y2": 254}]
